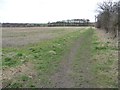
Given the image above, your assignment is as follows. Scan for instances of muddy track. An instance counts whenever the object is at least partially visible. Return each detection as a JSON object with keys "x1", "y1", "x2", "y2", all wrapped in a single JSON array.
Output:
[{"x1": 50, "y1": 30, "x2": 95, "y2": 88}]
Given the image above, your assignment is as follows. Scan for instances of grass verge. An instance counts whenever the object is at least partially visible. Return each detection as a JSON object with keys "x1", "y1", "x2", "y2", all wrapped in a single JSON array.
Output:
[{"x1": 91, "y1": 30, "x2": 118, "y2": 88}]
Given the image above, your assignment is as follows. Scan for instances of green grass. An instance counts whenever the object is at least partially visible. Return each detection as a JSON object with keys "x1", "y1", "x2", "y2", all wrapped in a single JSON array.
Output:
[
  {"x1": 2, "y1": 28, "x2": 86, "y2": 88},
  {"x1": 7, "y1": 75, "x2": 30, "y2": 88},
  {"x1": 91, "y1": 30, "x2": 118, "y2": 88},
  {"x1": 2, "y1": 29, "x2": 84, "y2": 68},
  {"x1": 71, "y1": 28, "x2": 94, "y2": 87},
  {"x1": 2, "y1": 28, "x2": 118, "y2": 88},
  {"x1": 8, "y1": 82, "x2": 22, "y2": 88},
  {"x1": 21, "y1": 75, "x2": 29, "y2": 81},
  {"x1": 71, "y1": 28, "x2": 118, "y2": 88}
]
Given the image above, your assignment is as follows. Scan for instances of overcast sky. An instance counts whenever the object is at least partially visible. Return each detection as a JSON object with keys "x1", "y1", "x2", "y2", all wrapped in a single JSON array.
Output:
[{"x1": 0, "y1": 0, "x2": 117, "y2": 23}]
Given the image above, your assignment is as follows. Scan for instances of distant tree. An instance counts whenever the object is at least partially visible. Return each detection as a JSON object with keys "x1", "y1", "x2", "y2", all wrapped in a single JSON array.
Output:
[{"x1": 86, "y1": 19, "x2": 90, "y2": 25}]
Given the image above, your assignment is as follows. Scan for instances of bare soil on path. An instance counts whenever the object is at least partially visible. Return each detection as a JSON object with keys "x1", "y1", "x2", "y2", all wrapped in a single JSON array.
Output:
[
  {"x1": 50, "y1": 30, "x2": 95, "y2": 88},
  {"x1": 50, "y1": 37, "x2": 82, "y2": 88}
]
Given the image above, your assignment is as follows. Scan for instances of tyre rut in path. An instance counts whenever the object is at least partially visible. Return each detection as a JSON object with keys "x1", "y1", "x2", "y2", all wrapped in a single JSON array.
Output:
[
  {"x1": 51, "y1": 37, "x2": 82, "y2": 88},
  {"x1": 73, "y1": 30, "x2": 96, "y2": 88},
  {"x1": 50, "y1": 30, "x2": 95, "y2": 88}
]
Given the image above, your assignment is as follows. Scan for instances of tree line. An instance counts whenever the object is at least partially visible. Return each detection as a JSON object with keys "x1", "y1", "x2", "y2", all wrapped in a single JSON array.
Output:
[
  {"x1": 96, "y1": 0, "x2": 120, "y2": 38},
  {"x1": 2, "y1": 23, "x2": 47, "y2": 27},
  {"x1": 47, "y1": 19, "x2": 93, "y2": 27},
  {"x1": 2, "y1": 19, "x2": 93, "y2": 27}
]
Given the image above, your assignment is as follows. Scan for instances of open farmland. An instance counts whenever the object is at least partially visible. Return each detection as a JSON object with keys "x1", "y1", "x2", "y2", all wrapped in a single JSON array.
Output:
[
  {"x1": 2, "y1": 27, "x2": 85, "y2": 47},
  {"x1": 2, "y1": 27, "x2": 118, "y2": 88}
]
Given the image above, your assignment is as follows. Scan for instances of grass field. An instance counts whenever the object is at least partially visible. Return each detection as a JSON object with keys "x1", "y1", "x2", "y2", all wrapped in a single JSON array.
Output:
[
  {"x1": 2, "y1": 27, "x2": 118, "y2": 88},
  {"x1": 2, "y1": 27, "x2": 85, "y2": 47}
]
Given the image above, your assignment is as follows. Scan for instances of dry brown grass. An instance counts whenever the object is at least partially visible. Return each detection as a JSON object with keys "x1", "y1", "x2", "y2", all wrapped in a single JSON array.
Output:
[{"x1": 2, "y1": 27, "x2": 84, "y2": 47}]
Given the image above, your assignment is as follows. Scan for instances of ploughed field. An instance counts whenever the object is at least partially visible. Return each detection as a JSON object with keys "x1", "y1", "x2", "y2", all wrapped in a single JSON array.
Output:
[{"x1": 2, "y1": 27, "x2": 118, "y2": 88}]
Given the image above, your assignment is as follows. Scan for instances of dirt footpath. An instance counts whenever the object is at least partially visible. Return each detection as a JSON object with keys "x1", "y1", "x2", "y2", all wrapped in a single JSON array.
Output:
[
  {"x1": 50, "y1": 30, "x2": 95, "y2": 88},
  {"x1": 50, "y1": 37, "x2": 82, "y2": 88}
]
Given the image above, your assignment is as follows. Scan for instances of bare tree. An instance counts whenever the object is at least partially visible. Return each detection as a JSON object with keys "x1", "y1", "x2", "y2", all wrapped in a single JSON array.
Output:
[{"x1": 96, "y1": 0, "x2": 119, "y2": 38}]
